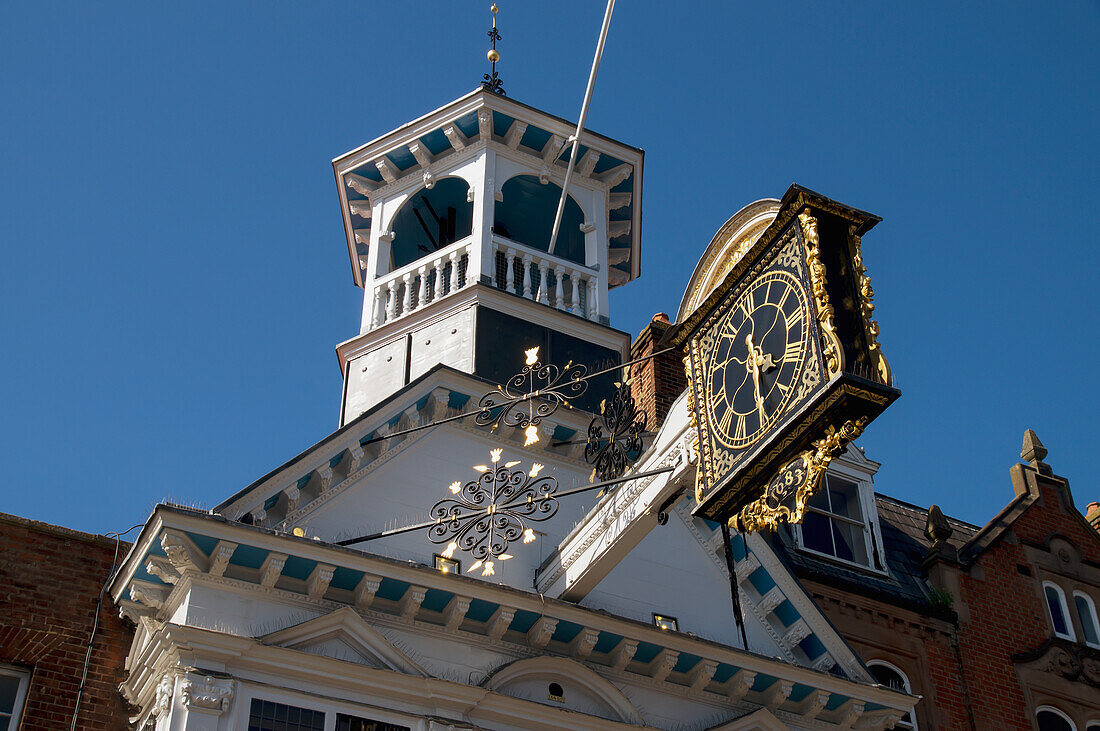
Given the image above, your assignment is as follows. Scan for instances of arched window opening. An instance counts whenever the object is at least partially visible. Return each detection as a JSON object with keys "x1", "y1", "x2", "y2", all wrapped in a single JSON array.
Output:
[
  {"x1": 1044, "y1": 582, "x2": 1075, "y2": 641},
  {"x1": 389, "y1": 178, "x2": 473, "y2": 271},
  {"x1": 1037, "y1": 707, "x2": 1077, "y2": 731},
  {"x1": 867, "y1": 661, "x2": 916, "y2": 730},
  {"x1": 493, "y1": 175, "x2": 586, "y2": 266},
  {"x1": 1074, "y1": 591, "x2": 1100, "y2": 648}
]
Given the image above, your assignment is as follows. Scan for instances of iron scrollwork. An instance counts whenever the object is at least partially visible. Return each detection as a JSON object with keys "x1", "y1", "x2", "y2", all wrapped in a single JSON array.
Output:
[
  {"x1": 428, "y1": 451, "x2": 557, "y2": 575},
  {"x1": 474, "y1": 348, "x2": 587, "y2": 444},
  {"x1": 585, "y1": 381, "x2": 647, "y2": 482}
]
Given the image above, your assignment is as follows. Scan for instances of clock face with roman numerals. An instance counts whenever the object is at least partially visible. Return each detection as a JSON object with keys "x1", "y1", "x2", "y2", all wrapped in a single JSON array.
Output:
[{"x1": 704, "y1": 269, "x2": 812, "y2": 451}]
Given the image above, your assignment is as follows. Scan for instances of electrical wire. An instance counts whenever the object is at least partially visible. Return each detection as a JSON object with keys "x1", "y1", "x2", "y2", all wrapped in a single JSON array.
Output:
[{"x1": 70, "y1": 521, "x2": 145, "y2": 731}]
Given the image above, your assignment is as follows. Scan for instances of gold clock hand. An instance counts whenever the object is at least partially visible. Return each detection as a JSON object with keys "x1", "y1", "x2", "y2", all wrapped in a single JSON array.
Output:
[{"x1": 745, "y1": 334, "x2": 766, "y2": 421}]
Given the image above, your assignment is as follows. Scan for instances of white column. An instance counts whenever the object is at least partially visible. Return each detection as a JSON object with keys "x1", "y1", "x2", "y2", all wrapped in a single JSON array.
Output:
[
  {"x1": 536, "y1": 260, "x2": 550, "y2": 305},
  {"x1": 449, "y1": 251, "x2": 460, "y2": 294},
  {"x1": 588, "y1": 278, "x2": 599, "y2": 321},
  {"x1": 433, "y1": 257, "x2": 445, "y2": 301},
  {"x1": 505, "y1": 248, "x2": 517, "y2": 294},
  {"x1": 467, "y1": 148, "x2": 496, "y2": 287},
  {"x1": 417, "y1": 265, "x2": 428, "y2": 308},
  {"x1": 521, "y1": 255, "x2": 533, "y2": 299},
  {"x1": 385, "y1": 282, "x2": 397, "y2": 322},
  {"x1": 403, "y1": 273, "x2": 414, "y2": 315}
]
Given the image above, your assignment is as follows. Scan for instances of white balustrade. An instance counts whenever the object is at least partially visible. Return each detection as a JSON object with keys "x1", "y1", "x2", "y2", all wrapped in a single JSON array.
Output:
[
  {"x1": 367, "y1": 237, "x2": 473, "y2": 330},
  {"x1": 364, "y1": 235, "x2": 599, "y2": 332},
  {"x1": 491, "y1": 237, "x2": 599, "y2": 322}
]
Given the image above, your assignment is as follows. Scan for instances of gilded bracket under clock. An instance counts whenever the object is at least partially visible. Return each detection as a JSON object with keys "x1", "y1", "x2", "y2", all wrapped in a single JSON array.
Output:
[
  {"x1": 798, "y1": 211, "x2": 844, "y2": 378},
  {"x1": 730, "y1": 416, "x2": 868, "y2": 534},
  {"x1": 848, "y1": 224, "x2": 892, "y2": 387}
]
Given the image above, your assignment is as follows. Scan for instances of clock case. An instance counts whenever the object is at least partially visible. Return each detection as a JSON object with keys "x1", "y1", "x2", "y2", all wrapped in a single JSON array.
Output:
[{"x1": 667, "y1": 185, "x2": 900, "y2": 526}]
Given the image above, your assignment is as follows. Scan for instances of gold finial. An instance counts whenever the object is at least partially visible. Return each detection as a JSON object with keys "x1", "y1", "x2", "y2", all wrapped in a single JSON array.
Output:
[{"x1": 482, "y1": 3, "x2": 505, "y2": 95}]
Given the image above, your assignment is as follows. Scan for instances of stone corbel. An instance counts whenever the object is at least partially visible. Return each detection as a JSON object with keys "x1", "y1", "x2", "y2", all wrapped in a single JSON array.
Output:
[
  {"x1": 648, "y1": 649, "x2": 679, "y2": 682},
  {"x1": 609, "y1": 192, "x2": 632, "y2": 210},
  {"x1": 443, "y1": 124, "x2": 467, "y2": 151},
  {"x1": 375, "y1": 159, "x2": 398, "y2": 184},
  {"x1": 316, "y1": 464, "x2": 334, "y2": 492},
  {"x1": 486, "y1": 607, "x2": 515, "y2": 640},
  {"x1": 569, "y1": 628, "x2": 600, "y2": 659},
  {"x1": 408, "y1": 141, "x2": 433, "y2": 168},
  {"x1": 130, "y1": 583, "x2": 168, "y2": 610},
  {"x1": 526, "y1": 617, "x2": 557, "y2": 649},
  {"x1": 347, "y1": 443, "x2": 365, "y2": 473},
  {"x1": 306, "y1": 563, "x2": 336, "y2": 600},
  {"x1": 208, "y1": 541, "x2": 237, "y2": 578},
  {"x1": 795, "y1": 690, "x2": 830, "y2": 720},
  {"x1": 608, "y1": 219, "x2": 631, "y2": 238},
  {"x1": 477, "y1": 109, "x2": 492, "y2": 141},
  {"x1": 443, "y1": 596, "x2": 471, "y2": 631},
  {"x1": 609, "y1": 639, "x2": 638, "y2": 671},
  {"x1": 727, "y1": 669, "x2": 756, "y2": 703},
  {"x1": 688, "y1": 659, "x2": 718, "y2": 691},
  {"x1": 762, "y1": 679, "x2": 793, "y2": 709},
  {"x1": 503, "y1": 120, "x2": 527, "y2": 149},
  {"x1": 834, "y1": 699, "x2": 865, "y2": 730},
  {"x1": 160, "y1": 530, "x2": 206, "y2": 574},
  {"x1": 180, "y1": 672, "x2": 235, "y2": 715},
  {"x1": 259, "y1": 552, "x2": 288, "y2": 589},
  {"x1": 597, "y1": 163, "x2": 632, "y2": 188},
  {"x1": 354, "y1": 573, "x2": 382, "y2": 610},
  {"x1": 345, "y1": 173, "x2": 377, "y2": 198},
  {"x1": 284, "y1": 485, "x2": 301, "y2": 513},
  {"x1": 145, "y1": 556, "x2": 180, "y2": 585},
  {"x1": 576, "y1": 149, "x2": 601, "y2": 177},
  {"x1": 399, "y1": 586, "x2": 427, "y2": 620}
]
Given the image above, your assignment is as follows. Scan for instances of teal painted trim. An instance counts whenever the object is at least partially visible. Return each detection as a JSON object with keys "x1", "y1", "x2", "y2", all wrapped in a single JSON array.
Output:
[
  {"x1": 773, "y1": 599, "x2": 800, "y2": 627},
  {"x1": 749, "y1": 566, "x2": 776, "y2": 594}
]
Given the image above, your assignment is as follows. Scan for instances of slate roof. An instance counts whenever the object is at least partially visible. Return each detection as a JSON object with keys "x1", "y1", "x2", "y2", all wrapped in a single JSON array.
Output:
[{"x1": 766, "y1": 494, "x2": 979, "y2": 615}]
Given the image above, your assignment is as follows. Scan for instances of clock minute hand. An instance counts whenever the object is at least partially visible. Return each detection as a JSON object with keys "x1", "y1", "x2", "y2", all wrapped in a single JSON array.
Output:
[{"x1": 745, "y1": 334, "x2": 766, "y2": 421}]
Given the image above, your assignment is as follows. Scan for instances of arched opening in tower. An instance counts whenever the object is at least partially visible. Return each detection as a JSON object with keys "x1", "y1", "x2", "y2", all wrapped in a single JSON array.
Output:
[
  {"x1": 493, "y1": 175, "x2": 586, "y2": 266},
  {"x1": 389, "y1": 177, "x2": 474, "y2": 270}
]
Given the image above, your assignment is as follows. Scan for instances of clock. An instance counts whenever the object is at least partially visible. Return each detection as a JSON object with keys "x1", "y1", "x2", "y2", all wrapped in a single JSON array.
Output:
[
  {"x1": 669, "y1": 185, "x2": 900, "y2": 530},
  {"x1": 705, "y1": 269, "x2": 812, "y2": 452}
]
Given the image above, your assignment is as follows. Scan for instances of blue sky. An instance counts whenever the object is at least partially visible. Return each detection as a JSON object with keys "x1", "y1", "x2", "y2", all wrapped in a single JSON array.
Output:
[{"x1": 1, "y1": 2, "x2": 1097, "y2": 536}]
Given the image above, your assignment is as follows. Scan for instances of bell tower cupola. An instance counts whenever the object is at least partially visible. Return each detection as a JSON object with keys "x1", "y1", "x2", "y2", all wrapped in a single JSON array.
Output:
[{"x1": 332, "y1": 89, "x2": 644, "y2": 425}]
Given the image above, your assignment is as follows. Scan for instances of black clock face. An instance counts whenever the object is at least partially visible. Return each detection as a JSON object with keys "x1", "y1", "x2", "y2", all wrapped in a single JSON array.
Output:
[{"x1": 705, "y1": 270, "x2": 812, "y2": 450}]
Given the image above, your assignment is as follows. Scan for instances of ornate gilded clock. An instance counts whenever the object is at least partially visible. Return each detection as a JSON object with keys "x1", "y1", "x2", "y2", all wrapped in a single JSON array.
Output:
[{"x1": 668, "y1": 185, "x2": 900, "y2": 531}]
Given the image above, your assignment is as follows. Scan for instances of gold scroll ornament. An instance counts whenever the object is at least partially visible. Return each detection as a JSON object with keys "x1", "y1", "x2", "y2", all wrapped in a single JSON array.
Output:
[
  {"x1": 797, "y1": 211, "x2": 843, "y2": 378},
  {"x1": 730, "y1": 416, "x2": 868, "y2": 533},
  {"x1": 848, "y1": 224, "x2": 892, "y2": 387}
]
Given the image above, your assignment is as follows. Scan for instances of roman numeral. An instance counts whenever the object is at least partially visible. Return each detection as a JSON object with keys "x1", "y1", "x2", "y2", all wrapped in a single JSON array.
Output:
[
  {"x1": 786, "y1": 307, "x2": 803, "y2": 331},
  {"x1": 777, "y1": 381, "x2": 791, "y2": 395},
  {"x1": 784, "y1": 340, "x2": 802, "y2": 362},
  {"x1": 718, "y1": 408, "x2": 734, "y2": 434},
  {"x1": 777, "y1": 286, "x2": 791, "y2": 310},
  {"x1": 734, "y1": 414, "x2": 747, "y2": 441}
]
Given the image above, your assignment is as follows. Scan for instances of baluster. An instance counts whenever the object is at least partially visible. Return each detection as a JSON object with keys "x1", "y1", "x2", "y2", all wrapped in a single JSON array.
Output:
[
  {"x1": 371, "y1": 288, "x2": 382, "y2": 327},
  {"x1": 569, "y1": 273, "x2": 580, "y2": 315},
  {"x1": 403, "y1": 273, "x2": 414, "y2": 315},
  {"x1": 434, "y1": 258, "x2": 445, "y2": 301},
  {"x1": 522, "y1": 255, "x2": 533, "y2": 299},
  {"x1": 554, "y1": 268, "x2": 565, "y2": 310},
  {"x1": 417, "y1": 265, "x2": 428, "y2": 308},
  {"x1": 385, "y1": 282, "x2": 397, "y2": 322},
  {"x1": 449, "y1": 251, "x2": 459, "y2": 294},
  {"x1": 537, "y1": 260, "x2": 550, "y2": 304},
  {"x1": 505, "y1": 248, "x2": 516, "y2": 294},
  {"x1": 588, "y1": 278, "x2": 599, "y2": 321}
]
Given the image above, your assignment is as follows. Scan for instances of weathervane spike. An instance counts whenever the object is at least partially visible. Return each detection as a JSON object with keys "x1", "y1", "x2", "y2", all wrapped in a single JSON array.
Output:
[{"x1": 482, "y1": 3, "x2": 506, "y2": 96}]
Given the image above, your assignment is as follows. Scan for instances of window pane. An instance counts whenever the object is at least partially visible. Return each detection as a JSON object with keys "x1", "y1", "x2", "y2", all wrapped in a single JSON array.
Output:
[
  {"x1": 832, "y1": 519, "x2": 867, "y2": 564},
  {"x1": 807, "y1": 485, "x2": 831, "y2": 511},
  {"x1": 0, "y1": 674, "x2": 19, "y2": 714},
  {"x1": 335, "y1": 713, "x2": 411, "y2": 731},
  {"x1": 1037, "y1": 710, "x2": 1074, "y2": 731},
  {"x1": 802, "y1": 511, "x2": 833, "y2": 555},
  {"x1": 827, "y1": 476, "x2": 861, "y2": 520},
  {"x1": 1046, "y1": 587, "x2": 1070, "y2": 636},
  {"x1": 248, "y1": 700, "x2": 325, "y2": 731},
  {"x1": 1076, "y1": 596, "x2": 1099, "y2": 645}
]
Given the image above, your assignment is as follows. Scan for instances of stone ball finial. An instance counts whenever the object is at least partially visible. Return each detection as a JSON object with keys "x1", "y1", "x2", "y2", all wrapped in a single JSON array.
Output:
[{"x1": 925, "y1": 505, "x2": 954, "y2": 545}]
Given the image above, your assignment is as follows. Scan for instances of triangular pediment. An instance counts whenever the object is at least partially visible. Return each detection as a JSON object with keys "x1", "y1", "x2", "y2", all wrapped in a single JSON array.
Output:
[
  {"x1": 261, "y1": 606, "x2": 427, "y2": 677},
  {"x1": 708, "y1": 708, "x2": 788, "y2": 731}
]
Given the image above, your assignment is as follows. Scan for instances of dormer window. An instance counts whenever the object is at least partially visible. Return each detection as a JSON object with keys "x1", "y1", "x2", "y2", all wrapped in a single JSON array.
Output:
[{"x1": 793, "y1": 460, "x2": 886, "y2": 573}]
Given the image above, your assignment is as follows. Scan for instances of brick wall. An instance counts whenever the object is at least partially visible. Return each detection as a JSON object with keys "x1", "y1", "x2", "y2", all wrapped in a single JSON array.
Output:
[
  {"x1": 0, "y1": 513, "x2": 133, "y2": 730},
  {"x1": 629, "y1": 313, "x2": 687, "y2": 431}
]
